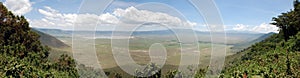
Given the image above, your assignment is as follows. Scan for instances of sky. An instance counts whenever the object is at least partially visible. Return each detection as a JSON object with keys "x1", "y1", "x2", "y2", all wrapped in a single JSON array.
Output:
[{"x1": 0, "y1": 0, "x2": 294, "y2": 33}]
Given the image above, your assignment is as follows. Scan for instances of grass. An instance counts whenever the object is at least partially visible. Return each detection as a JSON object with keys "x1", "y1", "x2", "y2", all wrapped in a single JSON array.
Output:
[
  {"x1": 94, "y1": 37, "x2": 233, "y2": 76},
  {"x1": 50, "y1": 36, "x2": 235, "y2": 77}
]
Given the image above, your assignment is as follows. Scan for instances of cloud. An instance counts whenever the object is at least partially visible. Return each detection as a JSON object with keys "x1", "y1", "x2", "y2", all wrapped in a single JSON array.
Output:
[
  {"x1": 99, "y1": 13, "x2": 119, "y2": 24},
  {"x1": 113, "y1": 6, "x2": 196, "y2": 27},
  {"x1": 4, "y1": 0, "x2": 32, "y2": 15},
  {"x1": 232, "y1": 23, "x2": 278, "y2": 33},
  {"x1": 252, "y1": 23, "x2": 278, "y2": 33},
  {"x1": 233, "y1": 24, "x2": 249, "y2": 31},
  {"x1": 31, "y1": 6, "x2": 112, "y2": 30},
  {"x1": 31, "y1": 6, "x2": 197, "y2": 30}
]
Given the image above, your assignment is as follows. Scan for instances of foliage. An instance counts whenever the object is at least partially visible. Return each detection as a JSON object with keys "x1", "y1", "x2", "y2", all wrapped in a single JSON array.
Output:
[
  {"x1": 76, "y1": 64, "x2": 102, "y2": 78},
  {"x1": 165, "y1": 70, "x2": 182, "y2": 78},
  {"x1": 134, "y1": 63, "x2": 161, "y2": 78},
  {"x1": 0, "y1": 2, "x2": 78, "y2": 77},
  {"x1": 164, "y1": 67, "x2": 207, "y2": 78},
  {"x1": 287, "y1": 32, "x2": 300, "y2": 51},
  {"x1": 271, "y1": 0, "x2": 300, "y2": 41},
  {"x1": 221, "y1": 46, "x2": 300, "y2": 77},
  {"x1": 221, "y1": 1, "x2": 300, "y2": 77}
]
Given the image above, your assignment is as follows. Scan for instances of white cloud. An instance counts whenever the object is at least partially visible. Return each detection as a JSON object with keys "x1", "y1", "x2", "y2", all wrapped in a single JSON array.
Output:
[
  {"x1": 99, "y1": 13, "x2": 119, "y2": 24},
  {"x1": 113, "y1": 6, "x2": 196, "y2": 27},
  {"x1": 4, "y1": 0, "x2": 32, "y2": 15},
  {"x1": 252, "y1": 23, "x2": 278, "y2": 33},
  {"x1": 31, "y1": 6, "x2": 197, "y2": 30},
  {"x1": 31, "y1": 6, "x2": 108, "y2": 30},
  {"x1": 233, "y1": 24, "x2": 250, "y2": 31},
  {"x1": 232, "y1": 23, "x2": 278, "y2": 33},
  {"x1": 186, "y1": 21, "x2": 197, "y2": 27}
]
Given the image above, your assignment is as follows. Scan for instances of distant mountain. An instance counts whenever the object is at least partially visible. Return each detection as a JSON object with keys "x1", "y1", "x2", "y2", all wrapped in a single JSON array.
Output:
[
  {"x1": 31, "y1": 29, "x2": 69, "y2": 48},
  {"x1": 33, "y1": 28, "x2": 72, "y2": 37},
  {"x1": 231, "y1": 32, "x2": 276, "y2": 52},
  {"x1": 33, "y1": 28, "x2": 264, "y2": 37},
  {"x1": 33, "y1": 28, "x2": 267, "y2": 44},
  {"x1": 247, "y1": 32, "x2": 276, "y2": 44}
]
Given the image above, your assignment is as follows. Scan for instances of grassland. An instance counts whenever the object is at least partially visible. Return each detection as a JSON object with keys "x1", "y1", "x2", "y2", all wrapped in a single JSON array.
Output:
[
  {"x1": 93, "y1": 37, "x2": 231, "y2": 77},
  {"x1": 50, "y1": 35, "x2": 238, "y2": 77}
]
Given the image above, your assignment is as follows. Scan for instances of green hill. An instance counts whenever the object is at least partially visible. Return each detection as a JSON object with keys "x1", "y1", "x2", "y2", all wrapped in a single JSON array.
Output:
[
  {"x1": 31, "y1": 29, "x2": 69, "y2": 48},
  {"x1": 0, "y1": 2, "x2": 78, "y2": 77},
  {"x1": 220, "y1": 1, "x2": 300, "y2": 77},
  {"x1": 221, "y1": 32, "x2": 300, "y2": 77}
]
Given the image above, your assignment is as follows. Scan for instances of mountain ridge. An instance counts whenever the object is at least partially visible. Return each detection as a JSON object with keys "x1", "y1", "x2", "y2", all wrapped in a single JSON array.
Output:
[{"x1": 31, "y1": 29, "x2": 69, "y2": 48}]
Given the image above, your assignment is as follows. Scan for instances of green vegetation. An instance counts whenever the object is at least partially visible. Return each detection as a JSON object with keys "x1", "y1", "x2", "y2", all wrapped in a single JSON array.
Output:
[
  {"x1": 221, "y1": 34, "x2": 300, "y2": 77},
  {"x1": 0, "y1": 2, "x2": 78, "y2": 77},
  {"x1": 221, "y1": 0, "x2": 300, "y2": 77}
]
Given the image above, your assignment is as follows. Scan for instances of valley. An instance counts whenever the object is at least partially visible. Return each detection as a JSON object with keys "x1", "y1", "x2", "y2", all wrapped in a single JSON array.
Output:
[{"x1": 35, "y1": 28, "x2": 270, "y2": 77}]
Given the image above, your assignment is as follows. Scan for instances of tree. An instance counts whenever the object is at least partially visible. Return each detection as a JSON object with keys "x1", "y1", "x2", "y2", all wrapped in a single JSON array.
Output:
[
  {"x1": 0, "y1": 2, "x2": 78, "y2": 77},
  {"x1": 271, "y1": 0, "x2": 300, "y2": 75},
  {"x1": 271, "y1": 0, "x2": 300, "y2": 41}
]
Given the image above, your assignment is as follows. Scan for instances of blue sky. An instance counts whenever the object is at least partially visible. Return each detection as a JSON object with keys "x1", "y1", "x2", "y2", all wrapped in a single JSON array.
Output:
[{"x1": 1, "y1": 0, "x2": 294, "y2": 33}]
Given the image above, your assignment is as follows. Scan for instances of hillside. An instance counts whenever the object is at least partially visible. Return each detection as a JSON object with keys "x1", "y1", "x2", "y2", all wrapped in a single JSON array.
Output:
[
  {"x1": 0, "y1": 2, "x2": 79, "y2": 77},
  {"x1": 31, "y1": 29, "x2": 69, "y2": 48},
  {"x1": 222, "y1": 32, "x2": 300, "y2": 77},
  {"x1": 221, "y1": 1, "x2": 300, "y2": 77}
]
